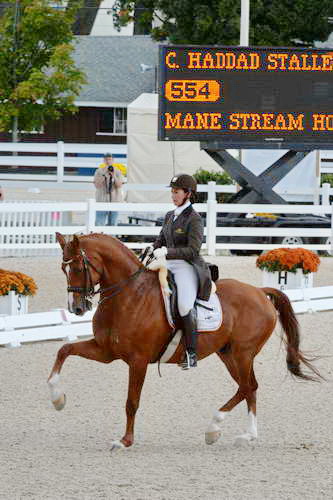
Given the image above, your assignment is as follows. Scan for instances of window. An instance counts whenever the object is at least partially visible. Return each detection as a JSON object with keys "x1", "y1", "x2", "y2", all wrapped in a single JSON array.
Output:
[{"x1": 98, "y1": 108, "x2": 127, "y2": 135}]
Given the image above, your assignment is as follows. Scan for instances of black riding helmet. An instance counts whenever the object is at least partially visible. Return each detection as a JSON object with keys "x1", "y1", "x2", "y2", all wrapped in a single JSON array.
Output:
[{"x1": 169, "y1": 174, "x2": 197, "y2": 194}]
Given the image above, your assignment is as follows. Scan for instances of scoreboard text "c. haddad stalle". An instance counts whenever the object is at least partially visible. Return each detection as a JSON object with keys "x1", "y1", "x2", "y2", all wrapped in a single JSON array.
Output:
[{"x1": 157, "y1": 46, "x2": 333, "y2": 149}]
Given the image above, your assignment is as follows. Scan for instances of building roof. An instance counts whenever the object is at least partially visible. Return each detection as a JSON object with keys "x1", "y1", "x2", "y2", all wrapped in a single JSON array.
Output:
[{"x1": 73, "y1": 36, "x2": 159, "y2": 105}]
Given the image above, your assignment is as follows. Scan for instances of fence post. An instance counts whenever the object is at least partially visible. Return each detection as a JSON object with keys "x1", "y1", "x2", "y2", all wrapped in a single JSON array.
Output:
[
  {"x1": 331, "y1": 203, "x2": 333, "y2": 256},
  {"x1": 322, "y1": 183, "x2": 331, "y2": 206},
  {"x1": 314, "y1": 150, "x2": 321, "y2": 204},
  {"x1": 207, "y1": 181, "x2": 217, "y2": 201},
  {"x1": 86, "y1": 199, "x2": 95, "y2": 233},
  {"x1": 206, "y1": 199, "x2": 217, "y2": 256},
  {"x1": 57, "y1": 141, "x2": 64, "y2": 183}
]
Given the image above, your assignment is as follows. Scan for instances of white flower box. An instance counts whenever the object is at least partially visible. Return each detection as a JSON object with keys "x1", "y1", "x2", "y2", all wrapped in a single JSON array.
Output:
[
  {"x1": 0, "y1": 291, "x2": 28, "y2": 316},
  {"x1": 262, "y1": 268, "x2": 313, "y2": 290}
]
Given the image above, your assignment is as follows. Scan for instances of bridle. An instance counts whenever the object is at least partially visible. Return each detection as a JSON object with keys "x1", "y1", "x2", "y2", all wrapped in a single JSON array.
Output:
[
  {"x1": 62, "y1": 248, "x2": 147, "y2": 306},
  {"x1": 62, "y1": 249, "x2": 102, "y2": 311}
]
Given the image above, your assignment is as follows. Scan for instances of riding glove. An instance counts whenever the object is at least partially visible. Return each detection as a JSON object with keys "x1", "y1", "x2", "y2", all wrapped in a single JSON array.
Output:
[{"x1": 153, "y1": 246, "x2": 168, "y2": 259}]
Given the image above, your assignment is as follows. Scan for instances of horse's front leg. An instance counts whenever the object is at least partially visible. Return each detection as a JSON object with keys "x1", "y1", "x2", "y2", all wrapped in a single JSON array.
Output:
[
  {"x1": 47, "y1": 338, "x2": 113, "y2": 411},
  {"x1": 111, "y1": 358, "x2": 148, "y2": 451}
]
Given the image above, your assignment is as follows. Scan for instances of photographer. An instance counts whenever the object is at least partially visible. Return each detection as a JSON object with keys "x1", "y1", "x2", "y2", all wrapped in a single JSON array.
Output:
[{"x1": 94, "y1": 153, "x2": 124, "y2": 226}]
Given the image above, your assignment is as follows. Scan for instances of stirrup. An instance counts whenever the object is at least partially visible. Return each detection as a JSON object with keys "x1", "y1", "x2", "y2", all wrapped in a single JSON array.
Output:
[{"x1": 180, "y1": 351, "x2": 197, "y2": 370}]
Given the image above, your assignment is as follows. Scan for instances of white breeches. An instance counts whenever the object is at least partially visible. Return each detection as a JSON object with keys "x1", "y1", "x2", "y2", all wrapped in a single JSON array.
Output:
[{"x1": 166, "y1": 259, "x2": 199, "y2": 317}]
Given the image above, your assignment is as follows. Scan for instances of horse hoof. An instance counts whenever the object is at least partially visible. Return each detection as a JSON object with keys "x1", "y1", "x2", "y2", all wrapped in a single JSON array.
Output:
[
  {"x1": 205, "y1": 430, "x2": 221, "y2": 445},
  {"x1": 234, "y1": 433, "x2": 255, "y2": 448},
  {"x1": 110, "y1": 440, "x2": 126, "y2": 452},
  {"x1": 53, "y1": 393, "x2": 66, "y2": 411}
]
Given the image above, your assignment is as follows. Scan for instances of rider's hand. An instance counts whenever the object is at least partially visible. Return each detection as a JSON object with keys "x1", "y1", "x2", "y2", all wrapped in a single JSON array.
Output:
[
  {"x1": 153, "y1": 246, "x2": 168, "y2": 259},
  {"x1": 142, "y1": 246, "x2": 154, "y2": 259}
]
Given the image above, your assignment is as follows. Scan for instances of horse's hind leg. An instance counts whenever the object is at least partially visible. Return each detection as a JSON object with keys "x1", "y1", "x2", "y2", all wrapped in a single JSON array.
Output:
[
  {"x1": 205, "y1": 347, "x2": 242, "y2": 445},
  {"x1": 233, "y1": 366, "x2": 258, "y2": 446},
  {"x1": 205, "y1": 346, "x2": 258, "y2": 446},
  {"x1": 111, "y1": 358, "x2": 148, "y2": 451},
  {"x1": 47, "y1": 339, "x2": 112, "y2": 411}
]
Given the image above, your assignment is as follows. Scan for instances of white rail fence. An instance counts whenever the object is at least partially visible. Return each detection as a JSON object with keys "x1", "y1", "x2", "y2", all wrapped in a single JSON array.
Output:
[
  {"x1": 0, "y1": 141, "x2": 127, "y2": 187},
  {"x1": 123, "y1": 181, "x2": 333, "y2": 204},
  {"x1": 0, "y1": 142, "x2": 332, "y2": 201},
  {"x1": 0, "y1": 308, "x2": 94, "y2": 348},
  {"x1": 0, "y1": 200, "x2": 70, "y2": 256},
  {"x1": 1, "y1": 285, "x2": 333, "y2": 347},
  {"x1": 0, "y1": 198, "x2": 332, "y2": 256},
  {"x1": 319, "y1": 150, "x2": 333, "y2": 173}
]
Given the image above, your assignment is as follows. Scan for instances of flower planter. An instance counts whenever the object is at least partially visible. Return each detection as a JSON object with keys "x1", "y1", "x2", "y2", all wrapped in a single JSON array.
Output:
[
  {"x1": 262, "y1": 268, "x2": 313, "y2": 291},
  {"x1": 0, "y1": 291, "x2": 28, "y2": 316}
]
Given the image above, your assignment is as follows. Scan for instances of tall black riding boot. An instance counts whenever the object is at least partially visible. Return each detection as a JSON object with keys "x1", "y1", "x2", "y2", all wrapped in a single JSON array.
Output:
[{"x1": 180, "y1": 308, "x2": 198, "y2": 370}]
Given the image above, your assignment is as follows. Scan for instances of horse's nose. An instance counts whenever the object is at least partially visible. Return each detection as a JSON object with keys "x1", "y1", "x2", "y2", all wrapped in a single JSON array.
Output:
[{"x1": 74, "y1": 306, "x2": 84, "y2": 316}]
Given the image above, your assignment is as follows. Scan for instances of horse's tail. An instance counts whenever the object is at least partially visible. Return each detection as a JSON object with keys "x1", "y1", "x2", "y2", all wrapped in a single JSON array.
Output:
[{"x1": 263, "y1": 287, "x2": 323, "y2": 382}]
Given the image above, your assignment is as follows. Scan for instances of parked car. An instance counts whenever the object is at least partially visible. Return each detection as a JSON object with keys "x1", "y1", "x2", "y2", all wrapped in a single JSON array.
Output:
[
  {"x1": 214, "y1": 212, "x2": 332, "y2": 255},
  {"x1": 120, "y1": 211, "x2": 332, "y2": 255}
]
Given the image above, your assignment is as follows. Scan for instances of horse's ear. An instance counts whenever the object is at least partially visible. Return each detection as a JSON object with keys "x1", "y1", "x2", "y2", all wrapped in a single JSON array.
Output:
[
  {"x1": 56, "y1": 232, "x2": 66, "y2": 249},
  {"x1": 72, "y1": 234, "x2": 80, "y2": 253}
]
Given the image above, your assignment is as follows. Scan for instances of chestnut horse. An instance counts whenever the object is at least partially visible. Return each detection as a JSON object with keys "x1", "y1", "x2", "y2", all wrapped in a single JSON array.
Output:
[{"x1": 48, "y1": 232, "x2": 320, "y2": 450}]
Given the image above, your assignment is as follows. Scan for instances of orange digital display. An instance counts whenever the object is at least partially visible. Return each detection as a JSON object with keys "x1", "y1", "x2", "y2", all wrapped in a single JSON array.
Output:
[
  {"x1": 165, "y1": 80, "x2": 220, "y2": 102},
  {"x1": 159, "y1": 45, "x2": 333, "y2": 148}
]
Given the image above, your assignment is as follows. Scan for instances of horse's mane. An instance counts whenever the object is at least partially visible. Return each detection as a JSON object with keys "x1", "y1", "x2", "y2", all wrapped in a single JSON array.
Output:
[{"x1": 74, "y1": 233, "x2": 142, "y2": 265}]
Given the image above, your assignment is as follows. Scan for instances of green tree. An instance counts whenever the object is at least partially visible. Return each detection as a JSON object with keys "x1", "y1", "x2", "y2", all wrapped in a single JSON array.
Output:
[
  {"x1": 112, "y1": 0, "x2": 333, "y2": 46},
  {"x1": 0, "y1": 0, "x2": 86, "y2": 141}
]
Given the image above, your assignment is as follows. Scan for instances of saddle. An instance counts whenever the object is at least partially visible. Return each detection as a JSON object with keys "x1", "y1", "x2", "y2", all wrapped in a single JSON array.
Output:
[
  {"x1": 168, "y1": 263, "x2": 219, "y2": 320},
  {"x1": 167, "y1": 266, "x2": 218, "y2": 324},
  {"x1": 158, "y1": 268, "x2": 222, "y2": 363},
  {"x1": 164, "y1": 270, "x2": 222, "y2": 332},
  {"x1": 143, "y1": 250, "x2": 222, "y2": 330}
]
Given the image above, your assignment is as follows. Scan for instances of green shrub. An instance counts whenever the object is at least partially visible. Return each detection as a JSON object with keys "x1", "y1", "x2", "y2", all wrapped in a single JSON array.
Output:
[
  {"x1": 193, "y1": 168, "x2": 235, "y2": 203},
  {"x1": 321, "y1": 174, "x2": 333, "y2": 186}
]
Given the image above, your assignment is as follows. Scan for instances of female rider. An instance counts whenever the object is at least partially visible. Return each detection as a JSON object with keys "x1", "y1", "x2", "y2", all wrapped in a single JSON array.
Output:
[{"x1": 152, "y1": 174, "x2": 212, "y2": 370}]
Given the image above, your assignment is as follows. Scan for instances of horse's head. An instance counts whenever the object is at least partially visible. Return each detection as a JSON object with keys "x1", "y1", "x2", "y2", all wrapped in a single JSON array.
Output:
[{"x1": 56, "y1": 232, "x2": 103, "y2": 315}]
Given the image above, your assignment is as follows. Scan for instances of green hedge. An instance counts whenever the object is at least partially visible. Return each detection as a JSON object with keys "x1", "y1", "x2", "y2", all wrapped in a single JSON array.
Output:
[
  {"x1": 321, "y1": 174, "x2": 333, "y2": 203},
  {"x1": 321, "y1": 174, "x2": 333, "y2": 186},
  {"x1": 193, "y1": 168, "x2": 235, "y2": 203}
]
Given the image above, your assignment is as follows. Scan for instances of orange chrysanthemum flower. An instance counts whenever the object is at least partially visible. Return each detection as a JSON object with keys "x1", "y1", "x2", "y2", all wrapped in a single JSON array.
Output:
[
  {"x1": 0, "y1": 269, "x2": 38, "y2": 296},
  {"x1": 256, "y1": 248, "x2": 320, "y2": 274}
]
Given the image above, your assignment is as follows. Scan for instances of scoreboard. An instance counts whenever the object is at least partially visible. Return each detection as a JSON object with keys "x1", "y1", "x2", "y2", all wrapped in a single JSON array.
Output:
[{"x1": 158, "y1": 45, "x2": 333, "y2": 149}]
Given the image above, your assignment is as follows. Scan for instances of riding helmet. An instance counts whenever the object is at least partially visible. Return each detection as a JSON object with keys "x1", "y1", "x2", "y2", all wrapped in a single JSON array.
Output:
[{"x1": 169, "y1": 174, "x2": 197, "y2": 193}]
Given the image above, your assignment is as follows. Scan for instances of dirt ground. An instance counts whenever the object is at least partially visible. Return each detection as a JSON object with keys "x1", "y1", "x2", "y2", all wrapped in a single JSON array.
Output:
[{"x1": 0, "y1": 255, "x2": 333, "y2": 499}]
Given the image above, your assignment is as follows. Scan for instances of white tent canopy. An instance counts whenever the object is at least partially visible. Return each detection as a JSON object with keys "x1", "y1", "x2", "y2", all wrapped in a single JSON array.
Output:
[{"x1": 126, "y1": 93, "x2": 220, "y2": 202}]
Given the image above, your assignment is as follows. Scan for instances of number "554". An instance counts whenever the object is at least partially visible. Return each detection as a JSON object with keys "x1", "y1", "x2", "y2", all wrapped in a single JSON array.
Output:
[{"x1": 165, "y1": 80, "x2": 220, "y2": 102}]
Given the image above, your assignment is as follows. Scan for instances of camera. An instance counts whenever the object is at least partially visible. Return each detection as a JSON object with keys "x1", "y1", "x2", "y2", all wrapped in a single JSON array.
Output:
[{"x1": 108, "y1": 165, "x2": 114, "y2": 173}]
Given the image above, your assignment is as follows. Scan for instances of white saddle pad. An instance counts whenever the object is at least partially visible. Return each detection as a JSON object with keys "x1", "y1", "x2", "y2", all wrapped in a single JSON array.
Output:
[
  {"x1": 162, "y1": 290, "x2": 222, "y2": 332},
  {"x1": 159, "y1": 292, "x2": 223, "y2": 363}
]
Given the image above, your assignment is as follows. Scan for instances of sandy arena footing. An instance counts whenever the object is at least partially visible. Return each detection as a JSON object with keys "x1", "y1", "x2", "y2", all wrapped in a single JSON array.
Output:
[{"x1": 0, "y1": 254, "x2": 332, "y2": 499}]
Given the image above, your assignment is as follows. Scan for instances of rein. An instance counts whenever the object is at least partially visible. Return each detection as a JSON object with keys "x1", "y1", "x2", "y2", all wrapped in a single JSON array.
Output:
[
  {"x1": 97, "y1": 247, "x2": 154, "y2": 304},
  {"x1": 98, "y1": 268, "x2": 146, "y2": 305}
]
